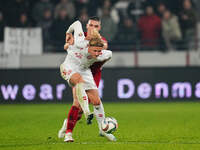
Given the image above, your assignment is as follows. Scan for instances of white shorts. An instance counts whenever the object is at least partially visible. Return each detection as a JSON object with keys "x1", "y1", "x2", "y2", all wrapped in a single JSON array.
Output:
[{"x1": 60, "y1": 63, "x2": 97, "y2": 90}]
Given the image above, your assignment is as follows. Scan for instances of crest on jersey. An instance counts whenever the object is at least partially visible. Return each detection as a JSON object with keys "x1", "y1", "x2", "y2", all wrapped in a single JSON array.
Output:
[
  {"x1": 87, "y1": 55, "x2": 92, "y2": 59},
  {"x1": 79, "y1": 33, "x2": 83, "y2": 37}
]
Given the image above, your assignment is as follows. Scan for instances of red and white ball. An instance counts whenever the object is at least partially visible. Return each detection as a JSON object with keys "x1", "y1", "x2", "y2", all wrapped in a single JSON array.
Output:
[{"x1": 101, "y1": 117, "x2": 118, "y2": 134}]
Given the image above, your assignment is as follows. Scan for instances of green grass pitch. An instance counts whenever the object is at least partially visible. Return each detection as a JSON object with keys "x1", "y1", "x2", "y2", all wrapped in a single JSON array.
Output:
[{"x1": 0, "y1": 102, "x2": 200, "y2": 150}]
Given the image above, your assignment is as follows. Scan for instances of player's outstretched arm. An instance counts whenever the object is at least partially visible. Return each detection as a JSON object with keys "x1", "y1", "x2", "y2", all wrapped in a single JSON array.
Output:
[
  {"x1": 66, "y1": 21, "x2": 80, "y2": 34},
  {"x1": 66, "y1": 20, "x2": 88, "y2": 48}
]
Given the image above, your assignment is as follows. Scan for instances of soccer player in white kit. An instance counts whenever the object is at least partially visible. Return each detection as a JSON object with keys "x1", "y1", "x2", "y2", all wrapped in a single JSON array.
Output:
[{"x1": 60, "y1": 20, "x2": 115, "y2": 142}]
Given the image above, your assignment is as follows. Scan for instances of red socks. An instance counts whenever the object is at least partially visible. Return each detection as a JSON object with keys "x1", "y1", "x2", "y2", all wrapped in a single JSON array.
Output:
[
  {"x1": 77, "y1": 110, "x2": 83, "y2": 121},
  {"x1": 66, "y1": 106, "x2": 79, "y2": 133}
]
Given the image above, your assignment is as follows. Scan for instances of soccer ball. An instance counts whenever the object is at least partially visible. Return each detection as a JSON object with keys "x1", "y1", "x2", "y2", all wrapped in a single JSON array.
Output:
[{"x1": 101, "y1": 117, "x2": 118, "y2": 134}]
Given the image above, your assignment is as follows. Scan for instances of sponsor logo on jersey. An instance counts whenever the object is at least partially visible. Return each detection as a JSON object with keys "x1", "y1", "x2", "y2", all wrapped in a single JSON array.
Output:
[{"x1": 75, "y1": 52, "x2": 83, "y2": 59}]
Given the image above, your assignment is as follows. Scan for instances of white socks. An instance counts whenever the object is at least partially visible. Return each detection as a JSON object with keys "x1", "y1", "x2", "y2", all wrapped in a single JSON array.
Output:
[
  {"x1": 75, "y1": 82, "x2": 105, "y2": 129},
  {"x1": 75, "y1": 83, "x2": 90, "y2": 118},
  {"x1": 94, "y1": 102, "x2": 105, "y2": 131}
]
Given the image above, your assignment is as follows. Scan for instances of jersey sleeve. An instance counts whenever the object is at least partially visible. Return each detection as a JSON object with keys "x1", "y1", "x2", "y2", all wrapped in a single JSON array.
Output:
[
  {"x1": 66, "y1": 20, "x2": 88, "y2": 48},
  {"x1": 96, "y1": 50, "x2": 112, "y2": 62}
]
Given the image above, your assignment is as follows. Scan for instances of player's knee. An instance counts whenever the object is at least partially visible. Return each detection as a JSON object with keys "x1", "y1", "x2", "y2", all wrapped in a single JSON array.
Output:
[
  {"x1": 92, "y1": 99, "x2": 101, "y2": 105},
  {"x1": 75, "y1": 79, "x2": 84, "y2": 86},
  {"x1": 70, "y1": 73, "x2": 84, "y2": 85}
]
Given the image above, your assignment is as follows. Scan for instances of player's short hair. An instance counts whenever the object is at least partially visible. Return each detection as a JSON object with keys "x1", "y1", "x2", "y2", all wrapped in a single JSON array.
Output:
[
  {"x1": 89, "y1": 16, "x2": 100, "y2": 22},
  {"x1": 89, "y1": 38, "x2": 104, "y2": 47}
]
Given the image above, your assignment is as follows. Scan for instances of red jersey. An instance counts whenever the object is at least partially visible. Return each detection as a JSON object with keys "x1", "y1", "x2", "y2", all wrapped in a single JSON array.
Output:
[{"x1": 84, "y1": 32, "x2": 107, "y2": 87}]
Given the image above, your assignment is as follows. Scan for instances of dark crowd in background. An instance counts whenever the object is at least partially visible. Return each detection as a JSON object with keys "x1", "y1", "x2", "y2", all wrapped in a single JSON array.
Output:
[{"x1": 0, "y1": 0, "x2": 199, "y2": 52}]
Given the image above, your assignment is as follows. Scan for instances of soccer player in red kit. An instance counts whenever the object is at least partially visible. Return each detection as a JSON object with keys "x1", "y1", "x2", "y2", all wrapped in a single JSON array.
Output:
[{"x1": 58, "y1": 17, "x2": 116, "y2": 142}]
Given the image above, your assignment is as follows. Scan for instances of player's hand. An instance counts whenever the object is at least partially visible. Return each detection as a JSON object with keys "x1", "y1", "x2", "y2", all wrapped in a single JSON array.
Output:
[
  {"x1": 91, "y1": 29, "x2": 101, "y2": 39},
  {"x1": 64, "y1": 43, "x2": 70, "y2": 50},
  {"x1": 66, "y1": 33, "x2": 74, "y2": 44},
  {"x1": 64, "y1": 33, "x2": 74, "y2": 50},
  {"x1": 85, "y1": 28, "x2": 92, "y2": 40},
  {"x1": 66, "y1": 33, "x2": 71, "y2": 42},
  {"x1": 85, "y1": 28, "x2": 101, "y2": 40}
]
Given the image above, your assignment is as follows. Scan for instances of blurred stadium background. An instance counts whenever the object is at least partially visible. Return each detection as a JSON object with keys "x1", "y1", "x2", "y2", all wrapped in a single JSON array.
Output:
[
  {"x1": 1, "y1": 0, "x2": 200, "y2": 149},
  {"x1": 0, "y1": 0, "x2": 200, "y2": 102}
]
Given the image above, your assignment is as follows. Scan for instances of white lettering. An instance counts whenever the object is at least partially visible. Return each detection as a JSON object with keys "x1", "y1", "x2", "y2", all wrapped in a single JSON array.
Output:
[
  {"x1": 22, "y1": 84, "x2": 36, "y2": 101},
  {"x1": 39, "y1": 84, "x2": 53, "y2": 100},
  {"x1": 56, "y1": 84, "x2": 66, "y2": 100},
  {"x1": 195, "y1": 82, "x2": 200, "y2": 98},
  {"x1": 1, "y1": 85, "x2": 19, "y2": 100},
  {"x1": 117, "y1": 79, "x2": 135, "y2": 99},
  {"x1": 172, "y1": 82, "x2": 192, "y2": 98},
  {"x1": 137, "y1": 83, "x2": 152, "y2": 99},
  {"x1": 155, "y1": 82, "x2": 169, "y2": 98}
]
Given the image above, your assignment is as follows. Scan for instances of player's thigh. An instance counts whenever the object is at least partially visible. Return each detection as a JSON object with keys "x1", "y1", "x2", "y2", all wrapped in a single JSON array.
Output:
[
  {"x1": 86, "y1": 89, "x2": 101, "y2": 105},
  {"x1": 60, "y1": 64, "x2": 84, "y2": 86},
  {"x1": 81, "y1": 70, "x2": 98, "y2": 90},
  {"x1": 70, "y1": 73, "x2": 84, "y2": 86}
]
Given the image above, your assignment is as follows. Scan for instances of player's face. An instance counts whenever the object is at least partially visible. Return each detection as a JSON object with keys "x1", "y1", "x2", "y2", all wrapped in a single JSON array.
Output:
[
  {"x1": 86, "y1": 20, "x2": 101, "y2": 32},
  {"x1": 89, "y1": 46, "x2": 103, "y2": 58}
]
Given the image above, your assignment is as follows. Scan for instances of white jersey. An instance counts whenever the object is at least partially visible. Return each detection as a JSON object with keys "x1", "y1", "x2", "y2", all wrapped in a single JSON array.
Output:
[
  {"x1": 63, "y1": 45, "x2": 111, "y2": 70},
  {"x1": 60, "y1": 21, "x2": 112, "y2": 90},
  {"x1": 62, "y1": 20, "x2": 111, "y2": 70}
]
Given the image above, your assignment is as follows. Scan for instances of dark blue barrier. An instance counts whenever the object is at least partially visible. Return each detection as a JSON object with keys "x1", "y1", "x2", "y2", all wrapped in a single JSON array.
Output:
[{"x1": 0, "y1": 67, "x2": 200, "y2": 103}]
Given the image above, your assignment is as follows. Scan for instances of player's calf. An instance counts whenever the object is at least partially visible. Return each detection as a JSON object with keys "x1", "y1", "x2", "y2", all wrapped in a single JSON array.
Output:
[{"x1": 75, "y1": 83, "x2": 93, "y2": 124}]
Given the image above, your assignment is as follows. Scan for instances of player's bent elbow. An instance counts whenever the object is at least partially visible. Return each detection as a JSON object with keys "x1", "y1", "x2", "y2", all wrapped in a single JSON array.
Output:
[
  {"x1": 105, "y1": 50, "x2": 112, "y2": 60},
  {"x1": 108, "y1": 50, "x2": 112, "y2": 58}
]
